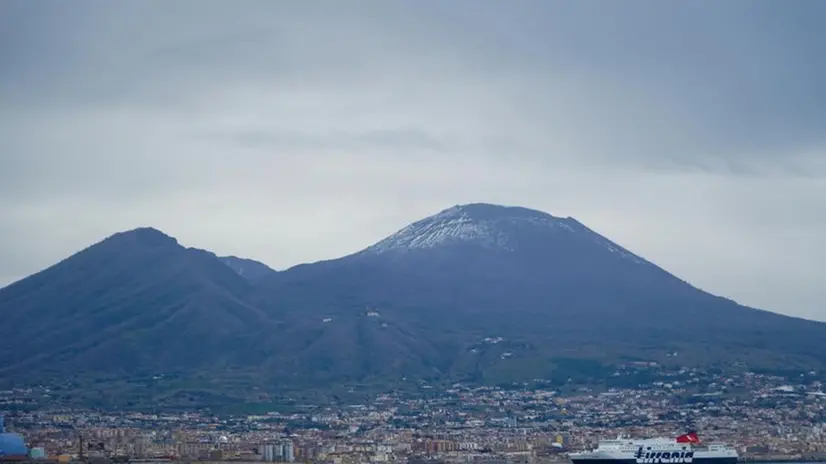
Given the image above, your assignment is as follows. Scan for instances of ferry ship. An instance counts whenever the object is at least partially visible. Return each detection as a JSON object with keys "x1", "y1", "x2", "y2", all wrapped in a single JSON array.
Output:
[{"x1": 569, "y1": 432, "x2": 738, "y2": 464}]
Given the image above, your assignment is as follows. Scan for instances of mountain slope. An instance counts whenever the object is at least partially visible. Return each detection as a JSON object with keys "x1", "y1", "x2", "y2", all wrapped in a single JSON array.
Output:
[
  {"x1": 1, "y1": 204, "x2": 825, "y2": 403},
  {"x1": 0, "y1": 228, "x2": 277, "y2": 383},
  {"x1": 258, "y1": 204, "x2": 826, "y2": 376},
  {"x1": 219, "y1": 256, "x2": 277, "y2": 282}
]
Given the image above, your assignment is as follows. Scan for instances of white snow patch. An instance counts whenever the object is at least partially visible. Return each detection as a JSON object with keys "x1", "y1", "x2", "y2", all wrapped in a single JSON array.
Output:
[
  {"x1": 365, "y1": 204, "x2": 647, "y2": 265},
  {"x1": 367, "y1": 206, "x2": 570, "y2": 253},
  {"x1": 588, "y1": 235, "x2": 645, "y2": 264}
]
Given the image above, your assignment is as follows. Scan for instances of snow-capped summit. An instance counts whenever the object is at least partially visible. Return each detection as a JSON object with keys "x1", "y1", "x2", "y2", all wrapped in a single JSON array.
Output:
[
  {"x1": 367, "y1": 203, "x2": 573, "y2": 253},
  {"x1": 365, "y1": 203, "x2": 646, "y2": 264}
]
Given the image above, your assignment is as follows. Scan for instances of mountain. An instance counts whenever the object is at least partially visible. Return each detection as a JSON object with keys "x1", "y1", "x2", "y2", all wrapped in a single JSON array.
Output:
[
  {"x1": 219, "y1": 256, "x2": 277, "y2": 282},
  {"x1": 0, "y1": 227, "x2": 281, "y2": 403},
  {"x1": 256, "y1": 203, "x2": 826, "y2": 378},
  {"x1": 1, "y1": 204, "x2": 825, "y2": 406}
]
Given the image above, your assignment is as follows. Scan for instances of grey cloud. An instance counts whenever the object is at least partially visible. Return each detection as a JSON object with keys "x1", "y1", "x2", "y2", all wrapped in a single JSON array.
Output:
[
  {"x1": 221, "y1": 128, "x2": 455, "y2": 154},
  {"x1": 4, "y1": 0, "x2": 825, "y2": 173},
  {"x1": 2, "y1": 0, "x2": 826, "y2": 319}
]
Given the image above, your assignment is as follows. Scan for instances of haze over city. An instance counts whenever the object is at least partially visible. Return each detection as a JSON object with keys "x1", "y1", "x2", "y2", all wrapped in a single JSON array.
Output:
[{"x1": 2, "y1": 0, "x2": 825, "y2": 320}]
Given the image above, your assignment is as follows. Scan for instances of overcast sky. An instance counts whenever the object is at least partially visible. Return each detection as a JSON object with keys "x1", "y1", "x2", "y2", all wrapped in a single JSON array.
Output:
[{"x1": 2, "y1": 0, "x2": 825, "y2": 320}]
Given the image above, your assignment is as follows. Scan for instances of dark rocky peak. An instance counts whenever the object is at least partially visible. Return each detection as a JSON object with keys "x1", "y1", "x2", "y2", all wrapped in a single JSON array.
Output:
[{"x1": 107, "y1": 227, "x2": 179, "y2": 249}]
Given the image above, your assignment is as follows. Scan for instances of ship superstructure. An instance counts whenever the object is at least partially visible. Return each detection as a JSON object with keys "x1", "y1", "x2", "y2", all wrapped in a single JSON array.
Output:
[{"x1": 570, "y1": 432, "x2": 738, "y2": 464}]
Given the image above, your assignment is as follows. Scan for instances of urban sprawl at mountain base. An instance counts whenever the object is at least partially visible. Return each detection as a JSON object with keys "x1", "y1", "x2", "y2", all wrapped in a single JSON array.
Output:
[{"x1": 3, "y1": 369, "x2": 826, "y2": 463}]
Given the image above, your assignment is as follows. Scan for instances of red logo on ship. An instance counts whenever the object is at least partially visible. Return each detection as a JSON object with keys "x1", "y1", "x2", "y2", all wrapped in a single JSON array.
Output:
[{"x1": 676, "y1": 432, "x2": 701, "y2": 444}]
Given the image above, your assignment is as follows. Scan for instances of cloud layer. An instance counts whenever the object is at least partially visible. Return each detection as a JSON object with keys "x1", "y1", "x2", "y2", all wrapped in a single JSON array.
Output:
[{"x1": 2, "y1": 0, "x2": 825, "y2": 319}]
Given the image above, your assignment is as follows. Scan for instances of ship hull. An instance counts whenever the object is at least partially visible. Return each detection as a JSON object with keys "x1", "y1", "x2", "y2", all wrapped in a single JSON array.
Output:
[{"x1": 572, "y1": 459, "x2": 738, "y2": 464}]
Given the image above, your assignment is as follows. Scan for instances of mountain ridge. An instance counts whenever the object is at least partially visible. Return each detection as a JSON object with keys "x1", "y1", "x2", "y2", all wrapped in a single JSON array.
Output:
[
  {"x1": 0, "y1": 204, "x2": 824, "y2": 407},
  {"x1": 219, "y1": 255, "x2": 278, "y2": 282},
  {"x1": 0, "y1": 227, "x2": 276, "y2": 380}
]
